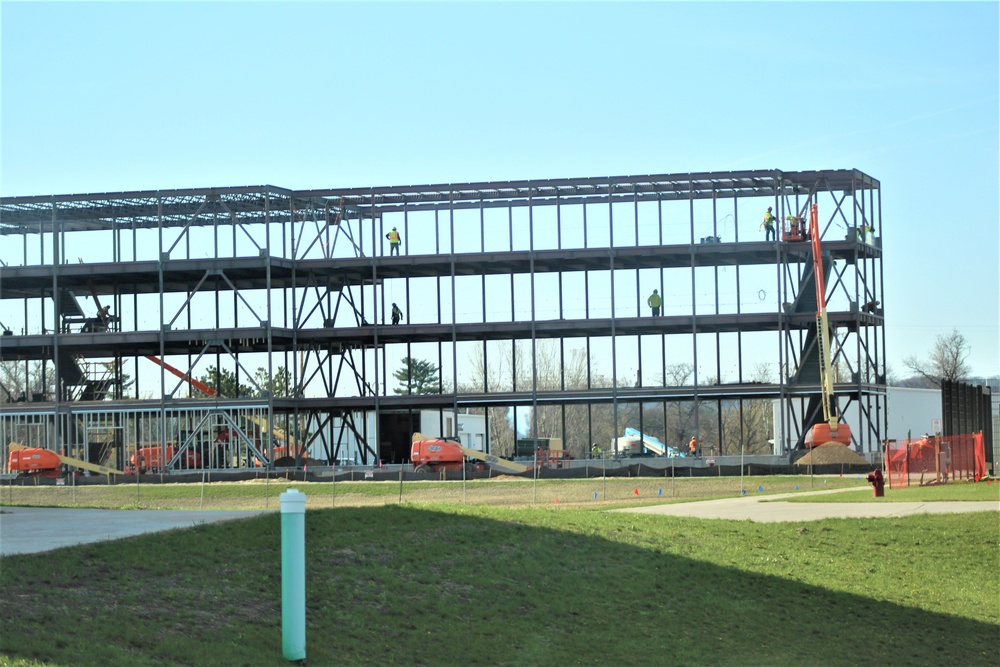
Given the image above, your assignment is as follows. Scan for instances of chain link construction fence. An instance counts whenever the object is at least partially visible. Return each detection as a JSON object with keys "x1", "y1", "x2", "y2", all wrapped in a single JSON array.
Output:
[{"x1": 1, "y1": 456, "x2": 878, "y2": 510}]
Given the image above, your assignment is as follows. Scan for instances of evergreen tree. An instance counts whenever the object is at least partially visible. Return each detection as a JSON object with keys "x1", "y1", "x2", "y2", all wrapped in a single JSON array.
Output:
[
  {"x1": 198, "y1": 366, "x2": 255, "y2": 397},
  {"x1": 393, "y1": 357, "x2": 440, "y2": 395},
  {"x1": 198, "y1": 366, "x2": 294, "y2": 398}
]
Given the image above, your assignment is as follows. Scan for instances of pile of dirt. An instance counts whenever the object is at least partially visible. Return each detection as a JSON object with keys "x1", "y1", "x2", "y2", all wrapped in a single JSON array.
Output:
[{"x1": 795, "y1": 443, "x2": 870, "y2": 466}]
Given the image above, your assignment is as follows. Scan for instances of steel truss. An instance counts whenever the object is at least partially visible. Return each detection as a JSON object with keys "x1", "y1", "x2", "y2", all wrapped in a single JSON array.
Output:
[{"x1": 1, "y1": 169, "x2": 885, "y2": 472}]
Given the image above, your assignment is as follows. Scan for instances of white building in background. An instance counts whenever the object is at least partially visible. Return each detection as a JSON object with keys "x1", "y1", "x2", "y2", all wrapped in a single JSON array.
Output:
[
  {"x1": 413, "y1": 410, "x2": 487, "y2": 450},
  {"x1": 773, "y1": 387, "x2": 941, "y2": 456},
  {"x1": 316, "y1": 410, "x2": 487, "y2": 464},
  {"x1": 883, "y1": 387, "x2": 943, "y2": 440}
]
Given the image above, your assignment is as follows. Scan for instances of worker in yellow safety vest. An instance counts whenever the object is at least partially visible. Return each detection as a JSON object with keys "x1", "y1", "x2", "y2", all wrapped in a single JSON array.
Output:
[
  {"x1": 647, "y1": 289, "x2": 662, "y2": 316},
  {"x1": 856, "y1": 222, "x2": 872, "y2": 244},
  {"x1": 760, "y1": 207, "x2": 777, "y2": 241},
  {"x1": 386, "y1": 227, "x2": 402, "y2": 256}
]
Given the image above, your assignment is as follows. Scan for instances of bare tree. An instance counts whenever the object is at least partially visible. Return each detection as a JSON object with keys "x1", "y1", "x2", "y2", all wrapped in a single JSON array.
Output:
[
  {"x1": 717, "y1": 364, "x2": 775, "y2": 456},
  {"x1": 462, "y1": 340, "x2": 622, "y2": 460},
  {"x1": 0, "y1": 360, "x2": 55, "y2": 403},
  {"x1": 903, "y1": 329, "x2": 972, "y2": 387},
  {"x1": 458, "y1": 344, "x2": 517, "y2": 458}
]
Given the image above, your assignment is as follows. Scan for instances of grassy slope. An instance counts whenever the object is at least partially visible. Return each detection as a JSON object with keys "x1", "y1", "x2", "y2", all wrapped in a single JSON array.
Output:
[{"x1": 1, "y1": 504, "x2": 997, "y2": 667}]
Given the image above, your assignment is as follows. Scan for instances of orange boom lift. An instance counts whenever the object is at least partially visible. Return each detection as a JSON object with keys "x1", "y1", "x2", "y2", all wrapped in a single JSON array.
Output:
[{"x1": 803, "y1": 203, "x2": 851, "y2": 447}]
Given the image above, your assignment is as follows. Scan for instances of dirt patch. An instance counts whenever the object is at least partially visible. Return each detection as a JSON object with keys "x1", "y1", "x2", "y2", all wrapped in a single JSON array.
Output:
[{"x1": 795, "y1": 443, "x2": 870, "y2": 466}]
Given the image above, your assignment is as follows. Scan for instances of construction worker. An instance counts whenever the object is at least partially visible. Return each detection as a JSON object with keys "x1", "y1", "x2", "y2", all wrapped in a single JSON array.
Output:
[
  {"x1": 785, "y1": 215, "x2": 803, "y2": 240},
  {"x1": 386, "y1": 226, "x2": 402, "y2": 256},
  {"x1": 94, "y1": 305, "x2": 112, "y2": 332},
  {"x1": 688, "y1": 436, "x2": 698, "y2": 458},
  {"x1": 856, "y1": 222, "x2": 873, "y2": 243},
  {"x1": 760, "y1": 207, "x2": 777, "y2": 241},
  {"x1": 391, "y1": 303, "x2": 403, "y2": 325},
  {"x1": 647, "y1": 289, "x2": 662, "y2": 316}
]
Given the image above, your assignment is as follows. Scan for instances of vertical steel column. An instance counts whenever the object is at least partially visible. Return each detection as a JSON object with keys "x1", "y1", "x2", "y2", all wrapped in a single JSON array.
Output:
[
  {"x1": 775, "y1": 175, "x2": 788, "y2": 455},
  {"x1": 851, "y1": 177, "x2": 863, "y2": 450},
  {"x1": 508, "y1": 206, "x2": 516, "y2": 394},
  {"x1": 557, "y1": 192, "x2": 565, "y2": 392},
  {"x1": 529, "y1": 189, "x2": 539, "y2": 444},
  {"x1": 712, "y1": 188, "x2": 722, "y2": 453},
  {"x1": 608, "y1": 183, "x2": 619, "y2": 440},
  {"x1": 688, "y1": 182, "x2": 699, "y2": 441},
  {"x1": 49, "y1": 201, "x2": 60, "y2": 403},
  {"x1": 404, "y1": 203, "x2": 412, "y2": 409},
  {"x1": 369, "y1": 193, "x2": 381, "y2": 464},
  {"x1": 435, "y1": 208, "x2": 444, "y2": 397},
  {"x1": 449, "y1": 189, "x2": 460, "y2": 440},
  {"x1": 634, "y1": 190, "x2": 643, "y2": 387},
  {"x1": 479, "y1": 197, "x2": 490, "y2": 452},
  {"x1": 157, "y1": 194, "x2": 168, "y2": 470},
  {"x1": 876, "y1": 183, "x2": 887, "y2": 454},
  {"x1": 583, "y1": 201, "x2": 592, "y2": 392}
]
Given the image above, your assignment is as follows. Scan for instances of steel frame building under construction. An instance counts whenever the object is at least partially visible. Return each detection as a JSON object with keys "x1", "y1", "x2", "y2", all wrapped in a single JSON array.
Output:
[{"x1": 0, "y1": 168, "x2": 886, "y2": 473}]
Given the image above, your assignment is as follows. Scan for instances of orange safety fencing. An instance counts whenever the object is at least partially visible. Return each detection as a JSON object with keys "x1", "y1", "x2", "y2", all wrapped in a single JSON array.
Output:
[{"x1": 885, "y1": 432, "x2": 986, "y2": 489}]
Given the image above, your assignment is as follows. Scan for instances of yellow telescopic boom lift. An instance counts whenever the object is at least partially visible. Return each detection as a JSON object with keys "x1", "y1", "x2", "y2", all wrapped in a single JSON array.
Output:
[{"x1": 804, "y1": 203, "x2": 852, "y2": 447}]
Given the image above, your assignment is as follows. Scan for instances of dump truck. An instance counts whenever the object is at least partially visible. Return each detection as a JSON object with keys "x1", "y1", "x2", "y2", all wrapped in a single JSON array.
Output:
[
  {"x1": 410, "y1": 433, "x2": 531, "y2": 474},
  {"x1": 7, "y1": 442, "x2": 124, "y2": 478}
]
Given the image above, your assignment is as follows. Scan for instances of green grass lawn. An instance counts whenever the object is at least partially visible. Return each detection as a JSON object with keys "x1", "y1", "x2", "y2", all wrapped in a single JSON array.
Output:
[{"x1": 1, "y1": 498, "x2": 997, "y2": 666}]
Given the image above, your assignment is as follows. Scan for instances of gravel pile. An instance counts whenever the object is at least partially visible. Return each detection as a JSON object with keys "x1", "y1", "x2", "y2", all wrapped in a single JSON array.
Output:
[{"x1": 795, "y1": 443, "x2": 870, "y2": 466}]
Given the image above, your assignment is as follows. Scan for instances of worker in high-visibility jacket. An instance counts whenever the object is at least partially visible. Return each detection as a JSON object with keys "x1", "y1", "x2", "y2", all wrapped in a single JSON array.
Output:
[
  {"x1": 760, "y1": 207, "x2": 777, "y2": 241},
  {"x1": 647, "y1": 289, "x2": 662, "y2": 316},
  {"x1": 386, "y1": 227, "x2": 402, "y2": 256},
  {"x1": 856, "y1": 222, "x2": 873, "y2": 244},
  {"x1": 688, "y1": 437, "x2": 698, "y2": 458}
]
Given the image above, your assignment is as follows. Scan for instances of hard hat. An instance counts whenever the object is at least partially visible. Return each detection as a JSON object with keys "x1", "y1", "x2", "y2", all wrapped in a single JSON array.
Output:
[
  {"x1": 767, "y1": 206, "x2": 772, "y2": 211},
  {"x1": 392, "y1": 226, "x2": 397, "y2": 230},
  {"x1": 653, "y1": 289, "x2": 658, "y2": 293}
]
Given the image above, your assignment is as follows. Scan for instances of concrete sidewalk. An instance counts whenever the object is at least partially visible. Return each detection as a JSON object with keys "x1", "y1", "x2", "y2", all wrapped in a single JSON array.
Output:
[
  {"x1": 617, "y1": 486, "x2": 999, "y2": 522},
  {"x1": 0, "y1": 506, "x2": 271, "y2": 556}
]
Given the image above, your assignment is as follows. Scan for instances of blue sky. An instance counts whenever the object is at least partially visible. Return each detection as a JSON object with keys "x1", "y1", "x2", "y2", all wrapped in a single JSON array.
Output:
[{"x1": 2, "y1": 1, "x2": 998, "y2": 378}]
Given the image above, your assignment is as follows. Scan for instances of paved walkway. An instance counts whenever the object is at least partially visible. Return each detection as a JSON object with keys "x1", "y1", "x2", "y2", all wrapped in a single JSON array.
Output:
[
  {"x1": 3, "y1": 489, "x2": 996, "y2": 556},
  {"x1": 0, "y1": 506, "x2": 270, "y2": 556},
  {"x1": 618, "y1": 486, "x2": 999, "y2": 522}
]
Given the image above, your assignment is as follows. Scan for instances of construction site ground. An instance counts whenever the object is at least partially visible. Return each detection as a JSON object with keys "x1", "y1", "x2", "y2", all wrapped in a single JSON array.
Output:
[{"x1": 2, "y1": 485, "x2": 996, "y2": 556}]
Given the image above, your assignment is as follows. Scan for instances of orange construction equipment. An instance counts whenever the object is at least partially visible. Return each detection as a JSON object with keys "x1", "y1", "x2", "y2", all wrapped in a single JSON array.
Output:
[
  {"x1": 7, "y1": 446, "x2": 63, "y2": 477},
  {"x1": 145, "y1": 355, "x2": 217, "y2": 397},
  {"x1": 803, "y1": 203, "x2": 852, "y2": 447},
  {"x1": 411, "y1": 437, "x2": 485, "y2": 474},
  {"x1": 7, "y1": 442, "x2": 124, "y2": 477},
  {"x1": 127, "y1": 445, "x2": 201, "y2": 474},
  {"x1": 782, "y1": 214, "x2": 807, "y2": 242},
  {"x1": 410, "y1": 433, "x2": 530, "y2": 474}
]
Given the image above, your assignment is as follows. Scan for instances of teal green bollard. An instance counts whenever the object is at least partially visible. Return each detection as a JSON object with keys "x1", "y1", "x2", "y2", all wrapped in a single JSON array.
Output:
[{"x1": 280, "y1": 489, "x2": 306, "y2": 661}]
